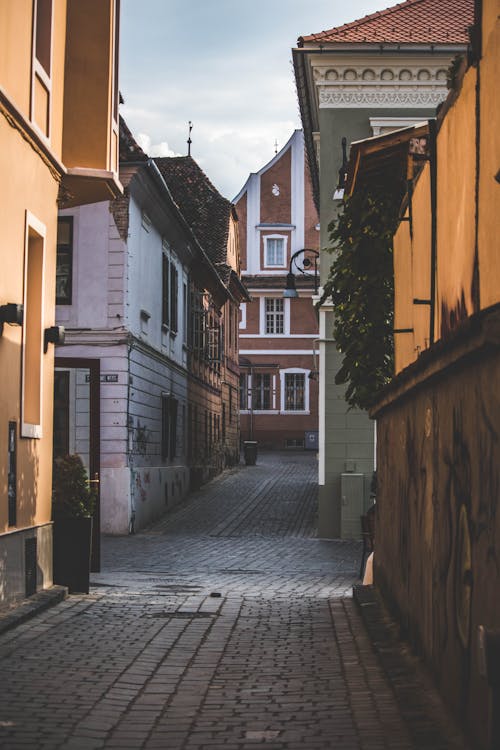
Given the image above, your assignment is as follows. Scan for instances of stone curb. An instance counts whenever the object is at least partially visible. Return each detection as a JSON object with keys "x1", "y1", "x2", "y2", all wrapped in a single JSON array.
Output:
[
  {"x1": 0, "y1": 585, "x2": 67, "y2": 636},
  {"x1": 353, "y1": 584, "x2": 472, "y2": 750}
]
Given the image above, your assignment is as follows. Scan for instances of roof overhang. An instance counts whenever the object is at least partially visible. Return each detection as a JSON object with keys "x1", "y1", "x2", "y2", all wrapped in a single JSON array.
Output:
[
  {"x1": 59, "y1": 168, "x2": 123, "y2": 208},
  {"x1": 345, "y1": 120, "x2": 430, "y2": 196},
  {"x1": 292, "y1": 41, "x2": 466, "y2": 213}
]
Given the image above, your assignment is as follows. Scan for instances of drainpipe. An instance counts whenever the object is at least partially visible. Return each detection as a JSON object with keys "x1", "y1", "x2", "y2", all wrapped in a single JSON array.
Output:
[
  {"x1": 249, "y1": 364, "x2": 254, "y2": 441},
  {"x1": 127, "y1": 338, "x2": 135, "y2": 534}
]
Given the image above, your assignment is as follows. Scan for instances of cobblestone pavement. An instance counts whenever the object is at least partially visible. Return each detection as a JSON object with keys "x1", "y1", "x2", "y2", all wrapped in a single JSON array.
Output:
[{"x1": 0, "y1": 452, "x2": 469, "y2": 749}]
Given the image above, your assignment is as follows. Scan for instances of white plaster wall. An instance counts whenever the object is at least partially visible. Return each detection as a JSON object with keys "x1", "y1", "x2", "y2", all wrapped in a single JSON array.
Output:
[
  {"x1": 126, "y1": 197, "x2": 186, "y2": 367},
  {"x1": 131, "y1": 465, "x2": 190, "y2": 531},
  {"x1": 100, "y1": 467, "x2": 131, "y2": 535},
  {"x1": 58, "y1": 202, "x2": 117, "y2": 328}
]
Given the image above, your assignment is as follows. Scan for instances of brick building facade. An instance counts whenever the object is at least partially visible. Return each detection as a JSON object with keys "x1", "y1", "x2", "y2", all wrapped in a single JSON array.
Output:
[{"x1": 234, "y1": 131, "x2": 319, "y2": 450}]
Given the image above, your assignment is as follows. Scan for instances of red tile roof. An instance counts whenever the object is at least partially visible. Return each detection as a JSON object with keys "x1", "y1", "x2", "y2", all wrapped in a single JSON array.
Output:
[{"x1": 298, "y1": 0, "x2": 474, "y2": 46}]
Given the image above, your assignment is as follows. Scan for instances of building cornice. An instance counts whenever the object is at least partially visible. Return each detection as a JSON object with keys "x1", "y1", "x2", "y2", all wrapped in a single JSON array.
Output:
[{"x1": 293, "y1": 44, "x2": 467, "y2": 210}]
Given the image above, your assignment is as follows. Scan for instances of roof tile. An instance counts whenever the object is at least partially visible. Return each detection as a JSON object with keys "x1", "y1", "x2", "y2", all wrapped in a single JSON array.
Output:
[
  {"x1": 154, "y1": 156, "x2": 232, "y2": 266},
  {"x1": 299, "y1": 0, "x2": 473, "y2": 45}
]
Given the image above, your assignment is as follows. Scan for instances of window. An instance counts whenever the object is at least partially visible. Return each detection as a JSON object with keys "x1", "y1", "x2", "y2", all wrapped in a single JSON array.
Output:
[
  {"x1": 161, "y1": 395, "x2": 177, "y2": 460},
  {"x1": 239, "y1": 302, "x2": 247, "y2": 330},
  {"x1": 264, "y1": 236, "x2": 286, "y2": 267},
  {"x1": 32, "y1": 0, "x2": 53, "y2": 137},
  {"x1": 56, "y1": 217, "x2": 73, "y2": 305},
  {"x1": 22, "y1": 213, "x2": 45, "y2": 437},
  {"x1": 170, "y1": 262, "x2": 178, "y2": 333},
  {"x1": 240, "y1": 373, "x2": 249, "y2": 410},
  {"x1": 192, "y1": 289, "x2": 205, "y2": 353},
  {"x1": 265, "y1": 298, "x2": 284, "y2": 334},
  {"x1": 252, "y1": 374, "x2": 271, "y2": 410},
  {"x1": 162, "y1": 254, "x2": 169, "y2": 328},
  {"x1": 284, "y1": 373, "x2": 305, "y2": 411},
  {"x1": 183, "y1": 283, "x2": 188, "y2": 344}
]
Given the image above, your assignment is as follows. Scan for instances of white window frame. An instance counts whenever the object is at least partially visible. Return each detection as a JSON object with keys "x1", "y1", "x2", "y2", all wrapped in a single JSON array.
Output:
[
  {"x1": 21, "y1": 211, "x2": 47, "y2": 438},
  {"x1": 263, "y1": 235, "x2": 287, "y2": 269},
  {"x1": 259, "y1": 297, "x2": 290, "y2": 336},
  {"x1": 30, "y1": 0, "x2": 54, "y2": 142},
  {"x1": 239, "y1": 372, "x2": 278, "y2": 413},
  {"x1": 280, "y1": 368, "x2": 310, "y2": 414},
  {"x1": 239, "y1": 302, "x2": 247, "y2": 330},
  {"x1": 369, "y1": 117, "x2": 421, "y2": 136}
]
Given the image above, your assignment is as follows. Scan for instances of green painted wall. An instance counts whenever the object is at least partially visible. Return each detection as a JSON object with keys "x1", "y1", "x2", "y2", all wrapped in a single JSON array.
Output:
[{"x1": 318, "y1": 105, "x2": 435, "y2": 538}]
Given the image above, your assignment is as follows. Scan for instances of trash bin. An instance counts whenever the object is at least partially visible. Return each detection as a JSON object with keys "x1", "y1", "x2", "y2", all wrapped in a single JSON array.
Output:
[{"x1": 243, "y1": 440, "x2": 258, "y2": 466}]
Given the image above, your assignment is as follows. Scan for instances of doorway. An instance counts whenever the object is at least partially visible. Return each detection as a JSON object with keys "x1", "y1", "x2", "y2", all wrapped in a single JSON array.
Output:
[{"x1": 54, "y1": 358, "x2": 101, "y2": 571}]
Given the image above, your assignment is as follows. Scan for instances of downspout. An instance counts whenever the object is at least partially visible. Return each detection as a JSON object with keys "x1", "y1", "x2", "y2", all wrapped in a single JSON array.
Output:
[
  {"x1": 429, "y1": 118, "x2": 438, "y2": 345},
  {"x1": 127, "y1": 342, "x2": 135, "y2": 534},
  {"x1": 249, "y1": 364, "x2": 254, "y2": 441}
]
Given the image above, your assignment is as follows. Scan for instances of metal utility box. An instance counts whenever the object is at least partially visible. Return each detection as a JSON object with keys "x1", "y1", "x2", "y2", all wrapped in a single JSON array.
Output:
[
  {"x1": 305, "y1": 430, "x2": 319, "y2": 450},
  {"x1": 340, "y1": 473, "x2": 365, "y2": 539}
]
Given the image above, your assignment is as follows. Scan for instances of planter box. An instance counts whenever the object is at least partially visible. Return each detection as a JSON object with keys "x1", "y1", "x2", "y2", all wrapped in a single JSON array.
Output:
[{"x1": 53, "y1": 517, "x2": 93, "y2": 594}]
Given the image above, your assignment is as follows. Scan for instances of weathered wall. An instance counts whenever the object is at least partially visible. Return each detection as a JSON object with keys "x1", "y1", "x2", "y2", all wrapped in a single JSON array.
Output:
[
  {"x1": 373, "y1": 307, "x2": 500, "y2": 749},
  {"x1": 435, "y1": 66, "x2": 477, "y2": 339},
  {"x1": 478, "y1": 1, "x2": 500, "y2": 310}
]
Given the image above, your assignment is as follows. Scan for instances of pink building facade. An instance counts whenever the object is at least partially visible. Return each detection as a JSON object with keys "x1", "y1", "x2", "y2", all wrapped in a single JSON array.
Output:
[{"x1": 234, "y1": 131, "x2": 319, "y2": 450}]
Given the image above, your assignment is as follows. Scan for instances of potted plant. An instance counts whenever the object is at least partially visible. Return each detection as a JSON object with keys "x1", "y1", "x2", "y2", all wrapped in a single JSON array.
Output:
[{"x1": 52, "y1": 454, "x2": 96, "y2": 594}]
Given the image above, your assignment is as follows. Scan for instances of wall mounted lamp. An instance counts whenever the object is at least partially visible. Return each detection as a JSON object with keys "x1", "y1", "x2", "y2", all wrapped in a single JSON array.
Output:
[
  {"x1": 0, "y1": 303, "x2": 24, "y2": 336},
  {"x1": 283, "y1": 249, "x2": 320, "y2": 298},
  {"x1": 333, "y1": 136, "x2": 348, "y2": 200},
  {"x1": 44, "y1": 325, "x2": 65, "y2": 353}
]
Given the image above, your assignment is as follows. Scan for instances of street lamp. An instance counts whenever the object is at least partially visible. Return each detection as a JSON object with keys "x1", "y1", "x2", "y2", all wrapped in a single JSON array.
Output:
[{"x1": 283, "y1": 249, "x2": 320, "y2": 298}]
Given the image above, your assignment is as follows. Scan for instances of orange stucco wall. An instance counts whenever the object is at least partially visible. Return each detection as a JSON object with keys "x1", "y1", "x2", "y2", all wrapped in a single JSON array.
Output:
[
  {"x1": 393, "y1": 166, "x2": 432, "y2": 373},
  {"x1": 478, "y1": 1, "x2": 500, "y2": 309},
  {"x1": 0, "y1": 116, "x2": 58, "y2": 533},
  {"x1": 435, "y1": 66, "x2": 477, "y2": 339}
]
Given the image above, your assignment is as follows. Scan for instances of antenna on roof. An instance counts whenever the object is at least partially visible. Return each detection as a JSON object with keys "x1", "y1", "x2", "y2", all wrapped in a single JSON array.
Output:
[
  {"x1": 274, "y1": 139, "x2": 278, "y2": 155},
  {"x1": 187, "y1": 121, "x2": 193, "y2": 156}
]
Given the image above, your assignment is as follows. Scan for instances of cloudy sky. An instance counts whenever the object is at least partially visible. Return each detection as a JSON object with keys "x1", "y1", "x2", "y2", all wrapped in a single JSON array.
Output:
[{"x1": 120, "y1": 0, "x2": 392, "y2": 200}]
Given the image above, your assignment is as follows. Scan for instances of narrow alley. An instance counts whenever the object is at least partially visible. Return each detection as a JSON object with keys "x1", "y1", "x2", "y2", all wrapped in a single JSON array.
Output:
[{"x1": 0, "y1": 454, "x2": 468, "y2": 750}]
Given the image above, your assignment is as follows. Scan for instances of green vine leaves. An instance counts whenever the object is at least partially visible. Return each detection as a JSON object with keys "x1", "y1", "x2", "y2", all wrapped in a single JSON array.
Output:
[{"x1": 320, "y1": 184, "x2": 400, "y2": 411}]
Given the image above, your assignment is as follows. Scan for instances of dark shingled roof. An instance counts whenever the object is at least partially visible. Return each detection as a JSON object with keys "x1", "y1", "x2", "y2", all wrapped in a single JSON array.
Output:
[
  {"x1": 154, "y1": 156, "x2": 233, "y2": 267},
  {"x1": 119, "y1": 116, "x2": 148, "y2": 163},
  {"x1": 299, "y1": 0, "x2": 473, "y2": 45}
]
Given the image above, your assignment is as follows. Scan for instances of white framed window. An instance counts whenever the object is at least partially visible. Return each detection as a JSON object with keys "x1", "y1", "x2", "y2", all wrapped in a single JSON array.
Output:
[
  {"x1": 22, "y1": 211, "x2": 46, "y2": 438},
  {"x1": 280, "y1": 368, "x2": 310, "y2": 413},
  {"x1": 266, "y1": 298, "x2": 283, "y2": 334},
  {"x1": 252, "y1": 374, "x2": 272, "y2": 410},
  {"x1": 240, "y1": 372, "x2": 277, "y2": 412},
  {"x1": 31, "y1": 0, "x2": 53, "y2": 140},
  {"x1": 259, "y1": 297, "x2": 290, "y2": 336},
  {"x1": 264, "y1": 235, "x2": 287, "y2": 268}
]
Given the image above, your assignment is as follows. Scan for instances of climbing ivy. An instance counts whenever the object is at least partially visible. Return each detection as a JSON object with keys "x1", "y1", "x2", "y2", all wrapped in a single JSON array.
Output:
[{"x1": 321, "y1": 182, "x2": 401, "y2": 411}]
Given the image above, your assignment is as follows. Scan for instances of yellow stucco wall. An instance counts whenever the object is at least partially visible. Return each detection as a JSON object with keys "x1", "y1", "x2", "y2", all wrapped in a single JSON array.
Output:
[
  {"x1": 62, "y1": 0, "x2": 116, "y2": 172},
  {"x1": 435, "y1": 66, "x2": 477, "y2": 340},
  {"x1": 393, "y1": 166, "x2": 432, "y2": 374},
  {"x1": 393, "y1": 219, "x2": 414, "y2": 373},
  {"x1": 478, "y1": 0, "x2": 500, "y2": 309},
  {"x1": 0, "y1": 115, "x2": 58, "y2": 533},
  {"x1": 0, "y1": 1, "x2": 67, "y2": 162}
]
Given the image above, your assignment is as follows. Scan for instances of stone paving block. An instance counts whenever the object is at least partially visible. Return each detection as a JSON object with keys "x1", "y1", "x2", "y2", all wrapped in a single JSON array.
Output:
[{"x1": 0, "y1": 452, "x2": 472, "y2": 750}]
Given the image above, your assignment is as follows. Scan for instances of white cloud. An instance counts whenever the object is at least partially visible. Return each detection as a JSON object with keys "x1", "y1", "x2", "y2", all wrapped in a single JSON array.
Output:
[
  {"x1": 135, "y1": 132, "x2": 181, "y2": 159},
  {"x1": 120, "y1": 0, "x2": 394, "y2": 198}
]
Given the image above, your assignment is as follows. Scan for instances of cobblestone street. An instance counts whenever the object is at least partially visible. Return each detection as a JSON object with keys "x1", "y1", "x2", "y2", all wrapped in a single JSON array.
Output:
[{"x1": 0, "y1": 453, "x2": 468, "y2": 749}]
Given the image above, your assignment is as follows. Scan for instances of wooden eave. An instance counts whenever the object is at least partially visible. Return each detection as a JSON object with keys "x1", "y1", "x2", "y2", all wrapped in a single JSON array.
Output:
[{"x1": 346, "y1": 121, "x2": 430, "y2": 196}]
